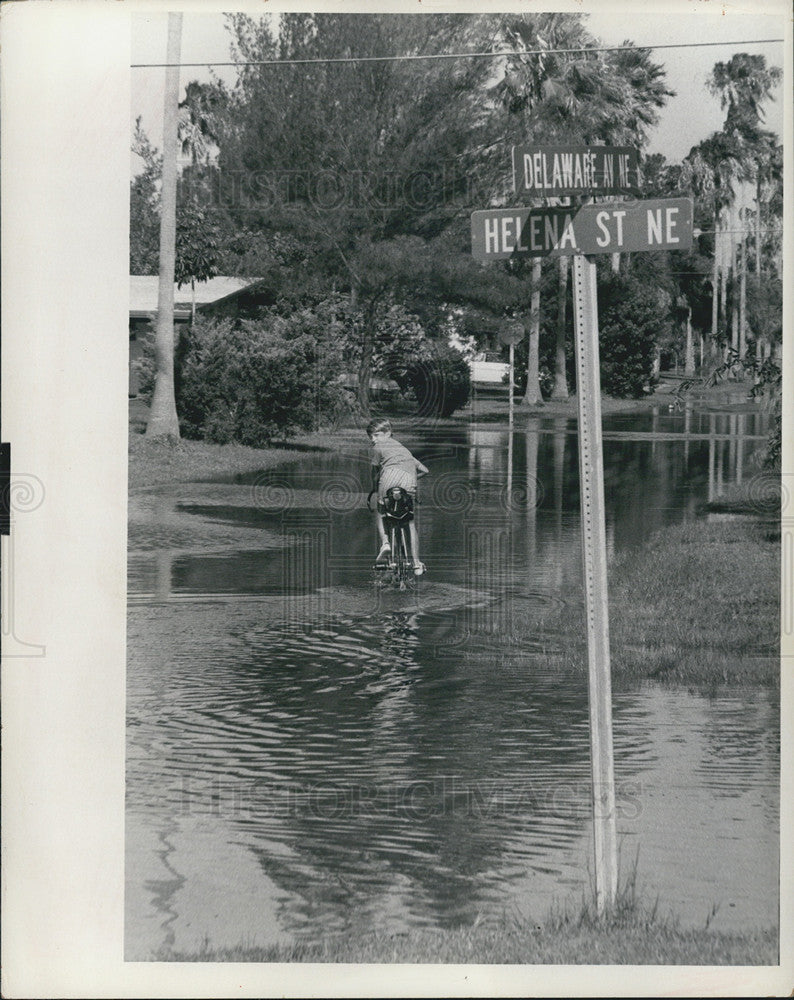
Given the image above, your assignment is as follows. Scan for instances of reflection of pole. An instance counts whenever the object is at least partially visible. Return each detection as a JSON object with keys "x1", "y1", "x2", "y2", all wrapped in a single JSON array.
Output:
[
  {"x1": 651, "y1": 406, "x2": 658, "y2": 461},
  {"x1": 736, "y1": 413, "x2": 745, "y2": 484},
  {"x1": 684, "y1": 402, "x2": 691, "y2": 465},
  {"x1": 553, "y1": 420, "x2": 566, "y2": 588},
  {"x1": 156, "y1": 551, "x2": 172, "y2": 600},
  {"x1": 525, "y1": 422, "x2": 538, "y2": 562},
  {"x1": 708, "y1": 413, "x2": 715, "y2": 503},
  {"x1": 507, "y1": 342, "x2": 515, "y2": 498},
  {"x1": 571, "y1": 253, "x2": 617, "y2": 915}
]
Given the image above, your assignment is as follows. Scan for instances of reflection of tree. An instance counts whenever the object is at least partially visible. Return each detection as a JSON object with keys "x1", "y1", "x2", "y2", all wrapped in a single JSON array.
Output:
[
  {"x1": 524, "y1": 420, "x2": 539, "y2": 564},
  {"x1": 129, "y1": 410, "x2": 771, "y2": 940},
  {"x1": 736, "y1": 413, "x2": 745, "y2": 484},
  {"x1": 551, "y1": 418, "x2": 567, "y2": 589},
  {"x1": 156, "y1": 551, "x2": 173, "y2": 600},
  {"x1": 132, "y1": 600, "x2": 598, "y2": 935},
  {"x1": 397, "y1": 642, "x2": 594, "y2": 927},
  {"x1": 708, "y1": 413, "x2": 716, "y2": 502}
]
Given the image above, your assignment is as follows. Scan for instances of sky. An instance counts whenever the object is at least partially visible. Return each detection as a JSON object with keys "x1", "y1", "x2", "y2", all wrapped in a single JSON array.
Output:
[{"x1": 131, "y1": 6, "x2": 787, "y2": 172}]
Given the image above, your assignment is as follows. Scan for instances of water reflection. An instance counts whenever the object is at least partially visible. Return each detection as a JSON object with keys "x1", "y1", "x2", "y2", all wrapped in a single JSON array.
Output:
[{"x1": 127, "y1": 402, "x2": 777, "y2": 958}]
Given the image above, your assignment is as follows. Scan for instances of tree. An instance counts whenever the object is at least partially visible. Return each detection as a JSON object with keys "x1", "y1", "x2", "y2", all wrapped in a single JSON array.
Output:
[
  {"x1": 178, "y1": 80, "x2": 224, "y2": 168},
  {"x1": 175, "y1": 205, "x2": 224, "y2": 323},
  {"x1": 147, "y1": 13, "x2": 182, "y2": 441},
  {"x1": 130, "y1": 118, "x2": 161, "y2": 274},
  {"x1": 491, "y1": 15, "x2": 672, "y2": 401},
  {"x1": 550, "y1": 256, "x2": 570, "y2": 399},
  {"x1": 215, "y1": 12, "x2": 503, "y2": 413},
  {"x1": 597, "y1": 269, "x2": 668, "y2": 397},
  {"x1": 699, "y1": 53, "x2": 782, "y2": 358}
]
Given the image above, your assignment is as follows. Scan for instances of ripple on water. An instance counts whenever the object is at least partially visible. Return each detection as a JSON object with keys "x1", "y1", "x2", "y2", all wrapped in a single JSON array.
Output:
[{"x1": 127, "y1": 416, "x2": 778, "y2": 955}]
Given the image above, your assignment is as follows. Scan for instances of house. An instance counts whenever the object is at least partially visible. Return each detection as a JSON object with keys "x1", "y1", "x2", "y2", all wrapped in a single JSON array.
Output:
[{"x1": 129, "y1": 275, "x2": 263, "y2": 396}]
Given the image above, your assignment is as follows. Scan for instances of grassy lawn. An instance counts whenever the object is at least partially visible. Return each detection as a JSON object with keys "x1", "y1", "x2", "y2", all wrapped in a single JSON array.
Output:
[
  {"x1": 160, "y1": 902, "x2": 777, "y2": 965},
  {"x1": 128, "y1": 426, "x2": 363, "y2": 488},
  {"x1": 500, "y1": 517, "x2": 779, "y2": 688},
  {"x1": 703, "y1": 477, "x2": 781, "y2": 517},
  {"x1": 608, "y1": 519, "x2": 779, "y2": 685}
]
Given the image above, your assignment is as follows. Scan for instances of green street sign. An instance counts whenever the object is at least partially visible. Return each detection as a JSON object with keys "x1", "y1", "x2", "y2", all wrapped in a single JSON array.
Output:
[
  {"x1": 512, "y1": 145, "x2": 640, "y2": 196},
  {"x1": 471, "y1": 198, "x2": 693, "y2": 260}
]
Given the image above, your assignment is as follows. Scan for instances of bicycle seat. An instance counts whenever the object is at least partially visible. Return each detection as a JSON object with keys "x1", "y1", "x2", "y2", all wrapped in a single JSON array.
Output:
[{"x1": 383, "y1": 486, "x2": 414, "y2": 521}]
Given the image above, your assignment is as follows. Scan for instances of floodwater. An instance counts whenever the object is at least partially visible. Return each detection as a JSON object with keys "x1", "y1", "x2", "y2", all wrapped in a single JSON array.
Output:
[{"x1": 126, "y1": 400, "x2": 779, "y2": 960}]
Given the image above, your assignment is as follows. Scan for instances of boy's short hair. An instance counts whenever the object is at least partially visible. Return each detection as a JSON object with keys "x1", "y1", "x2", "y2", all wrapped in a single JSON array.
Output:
[{"x1": 366, "y1": 418, "x2": 392, "y2": 436}]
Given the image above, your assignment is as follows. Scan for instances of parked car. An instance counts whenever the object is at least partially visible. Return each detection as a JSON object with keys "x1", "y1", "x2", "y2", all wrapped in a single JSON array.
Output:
[{"x1": 470, "y1": 351, "x2": 509, "y2": 385}]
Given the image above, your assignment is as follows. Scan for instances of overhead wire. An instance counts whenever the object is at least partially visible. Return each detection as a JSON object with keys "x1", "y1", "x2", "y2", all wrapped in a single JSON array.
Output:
[{"x1": 131, "y1": 38, "x2": 785, "y2": 69}]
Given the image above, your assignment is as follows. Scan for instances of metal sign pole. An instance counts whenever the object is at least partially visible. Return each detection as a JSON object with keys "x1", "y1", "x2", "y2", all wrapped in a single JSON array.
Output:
[
  {"x1": 571, "y1": 253, "x2": 618, "y2": 914},
  {"x1": 507, "y1": 343, "x2": 514, "y2": 497}
]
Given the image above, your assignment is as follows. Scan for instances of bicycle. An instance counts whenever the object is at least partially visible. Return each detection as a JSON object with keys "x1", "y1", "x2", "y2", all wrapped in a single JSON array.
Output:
[{"x1": 368, "y1": 485, "x2": 420, "y2": 591}]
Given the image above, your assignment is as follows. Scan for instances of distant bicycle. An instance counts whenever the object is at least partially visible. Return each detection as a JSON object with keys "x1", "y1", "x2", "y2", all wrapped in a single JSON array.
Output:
[{"x1": 368, "y1": 485, "x2": 420, "y2": 590}]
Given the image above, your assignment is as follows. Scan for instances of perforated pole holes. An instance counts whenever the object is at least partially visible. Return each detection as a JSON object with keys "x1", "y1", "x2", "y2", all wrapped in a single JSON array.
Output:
[{"x1": 571, "y1": 254, "x2": 618, "y2": 914}]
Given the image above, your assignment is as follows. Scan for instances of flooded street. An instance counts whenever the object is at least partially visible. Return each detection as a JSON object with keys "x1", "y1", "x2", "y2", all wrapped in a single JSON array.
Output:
[{"x1": 126, "y1": 402, "x2": 778, "y2": 959}]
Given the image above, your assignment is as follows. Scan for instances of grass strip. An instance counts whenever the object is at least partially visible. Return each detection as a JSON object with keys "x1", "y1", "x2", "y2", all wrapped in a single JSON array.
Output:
[
  {"x1": 159, "y1": 903, "x2": 777, "y2": 965},
  {"x1": 493, "y1": 518, "x2": 780, "y2": 688}
]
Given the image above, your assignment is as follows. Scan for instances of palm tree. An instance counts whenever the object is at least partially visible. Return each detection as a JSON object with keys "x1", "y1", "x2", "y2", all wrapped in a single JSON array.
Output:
[
  {"x1": 178, "y1": 80, "x2": 224, "y2": 170},
  {"x1": 687, "y1": 131, "x2": 745, "y2": 355},
  {"x1": 493, "y1": 16, "x2": 672, "y2": 403},
  {"x1": 705, "y1": 53, "x2": 782, "y2": 357},
  {"x1": 147, "y1": 13, "x2": 182, "y2": 441}
]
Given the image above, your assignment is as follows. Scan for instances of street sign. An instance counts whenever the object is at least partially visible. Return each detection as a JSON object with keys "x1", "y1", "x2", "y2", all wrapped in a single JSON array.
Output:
[
  {"x1": 499, "y1": 321, "x2": 524, "y2": 346},
  {"x1": 512, "y1": 145, "x2": 640, "y2": 197},
  {"x1": 471, "y1": 198, "x2": 693, "y2": 261}
]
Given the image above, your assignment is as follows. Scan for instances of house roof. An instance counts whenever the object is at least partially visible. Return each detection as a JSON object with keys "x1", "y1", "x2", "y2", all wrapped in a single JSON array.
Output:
[{"x1": 130, "y1": 275, "x2": 263, "y2": 319}]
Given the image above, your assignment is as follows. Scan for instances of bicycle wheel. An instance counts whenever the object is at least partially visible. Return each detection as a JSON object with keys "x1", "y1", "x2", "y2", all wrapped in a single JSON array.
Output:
[{"x1": 393, "y1": 523, "x2": 413, "y2": 590}]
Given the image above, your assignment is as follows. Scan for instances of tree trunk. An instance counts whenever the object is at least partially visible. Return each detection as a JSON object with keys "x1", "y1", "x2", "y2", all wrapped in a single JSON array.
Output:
[
  {"x1": 739, "y1": 226, "x2": 747, "y2": 359},
  {"x1": 357, "y1": 331, "x2": 373, "y2": 417},
  {"x1": 147, "y1": 13, "x2": 183, "y2": 441},
  {"x1": 351, "y1": 280, "x2": 372, "y2": 417},
  {"x1": 191, "y1": 277, "x2": 196, "y2": 326},
  {"x1": 521, "y1": 257, "x2": 543, "y2": 407},
  {"x1": 684, "y1": 306, "x2": 694, "y2": 376},
  {"x1": 710, "y1": 214, "x2": 720, "y2": 350},
  {"x1": 719, "y1": 226, "x2": 728, "y2": 331},
  {"x1": 755, "y1": 175, "x2": 762, "y2": 278},
  {"x1": 730, "y1": 231, "x2": 739, "y2": 357},
  {"x1": 550, "y1": 255, "x2": 569, "y2": 400}
]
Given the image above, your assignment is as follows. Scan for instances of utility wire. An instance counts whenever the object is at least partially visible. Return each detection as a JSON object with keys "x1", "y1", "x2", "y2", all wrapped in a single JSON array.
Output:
[{"x1": 131, "y1": 38, "x2": 784, "y2": 69}]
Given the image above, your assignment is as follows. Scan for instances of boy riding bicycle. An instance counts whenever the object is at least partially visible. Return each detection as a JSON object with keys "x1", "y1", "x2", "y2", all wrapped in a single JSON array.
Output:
[{"x1": 366, "y1": 419, "x2": 428, "y2": 576}]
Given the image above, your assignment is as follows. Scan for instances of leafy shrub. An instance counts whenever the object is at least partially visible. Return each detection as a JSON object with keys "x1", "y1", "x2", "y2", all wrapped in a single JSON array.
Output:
[
  {"x1": 130, "y1": 324, "x2": 191, "y2": 406},
  {"x1": 597, "y1": 272, "x2": 667, "y2": 398},
  {"x1": 404, "y1": 341, "x2": 471, "y2": 417},
  {"x1": 176, "y1": 313, "x2": 355, "y2": 445}
]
